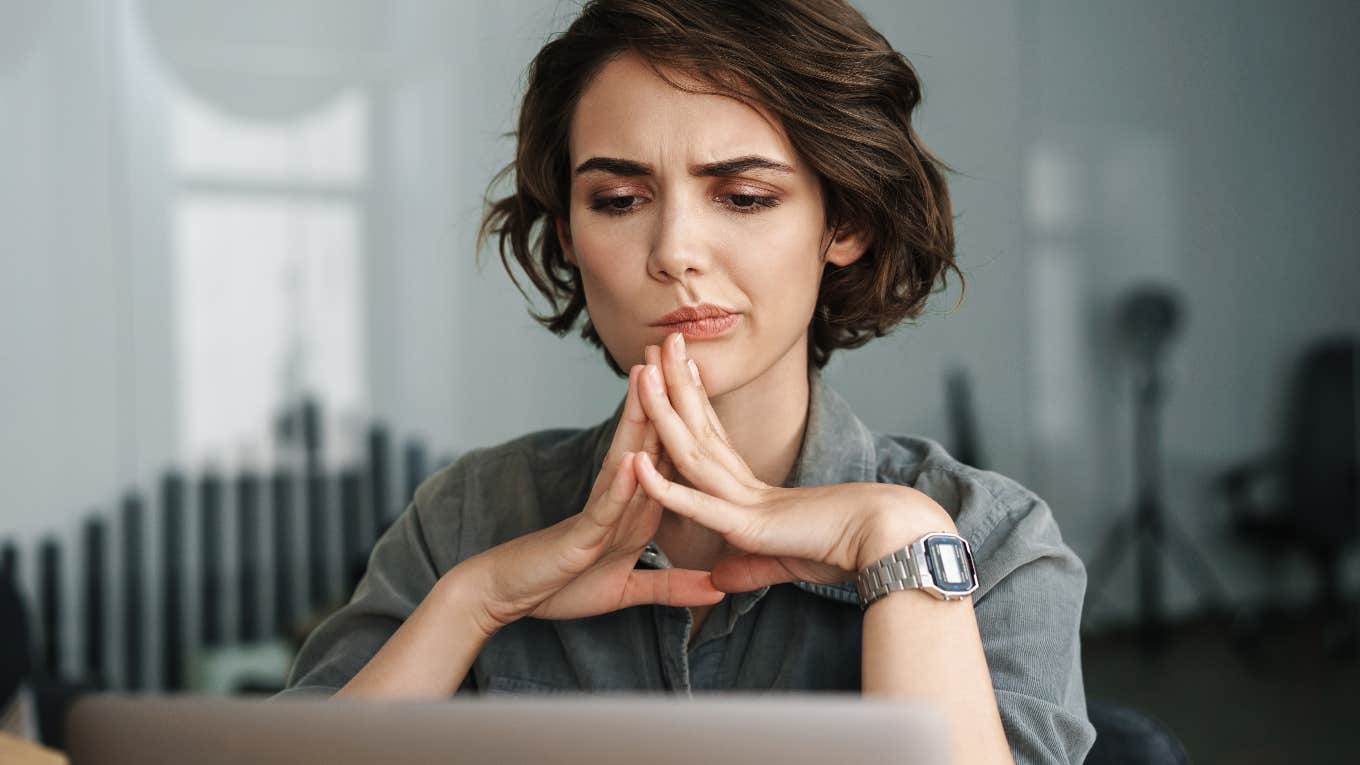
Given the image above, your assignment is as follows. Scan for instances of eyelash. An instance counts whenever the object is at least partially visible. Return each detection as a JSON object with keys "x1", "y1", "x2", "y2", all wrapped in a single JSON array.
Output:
[{"x1": 588, "y1": 193, "x2": 780, "y2": 217}]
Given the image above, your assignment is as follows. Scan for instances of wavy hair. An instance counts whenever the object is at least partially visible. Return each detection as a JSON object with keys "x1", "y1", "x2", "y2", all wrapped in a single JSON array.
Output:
[{"x1": 478, "y1": 0, "x2": 960, "y2": 376}]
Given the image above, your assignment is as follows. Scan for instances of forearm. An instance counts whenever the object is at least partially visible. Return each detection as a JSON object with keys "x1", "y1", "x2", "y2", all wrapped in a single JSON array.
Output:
[
  {"x1": 859, "y1": 499, "x2": 1013, "y2": 764},
  {"x1": 336, "y1": 560, "x2": 498, "y2": 700}
]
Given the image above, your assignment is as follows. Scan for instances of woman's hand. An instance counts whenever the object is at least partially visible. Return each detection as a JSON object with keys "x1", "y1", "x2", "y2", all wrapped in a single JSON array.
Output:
[
  {"x1": 465, "y1": 362, "x2": 724, "y2": 636},
  {"x1": 630, "y1": 332, "x2": 954, "y2": 594}
]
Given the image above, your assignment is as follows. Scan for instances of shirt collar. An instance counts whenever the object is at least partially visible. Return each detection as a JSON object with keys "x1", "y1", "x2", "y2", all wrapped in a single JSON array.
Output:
[{"x1": 588, "y1": 365, "x2": 873, "y2": 606}]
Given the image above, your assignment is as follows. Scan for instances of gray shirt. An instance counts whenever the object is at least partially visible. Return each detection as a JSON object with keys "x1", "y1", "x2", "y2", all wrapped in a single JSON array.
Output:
[{"x1": 280, "y1": 367, "x2": 1097, "y2": 764}]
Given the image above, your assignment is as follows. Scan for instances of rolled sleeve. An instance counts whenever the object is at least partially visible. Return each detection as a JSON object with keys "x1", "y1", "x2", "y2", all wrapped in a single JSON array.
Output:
[
  {"x1": 908, "y1": 459, "x2": 1096, "y2": 764},
  {"x1": 968, "y1": 489, "x2": 1096, "y2": 764}
]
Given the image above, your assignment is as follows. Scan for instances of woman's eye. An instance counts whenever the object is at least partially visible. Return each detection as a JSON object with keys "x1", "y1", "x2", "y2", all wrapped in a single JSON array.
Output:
[
  {"x1": 589, "y1": 195, "x2": 642, "y2": 216},
  {"x1": 588, "y1": 192, "x2": 779, "y2": 217},
  {"x1": 721, "y1": 193, "x2": 780, "y2": 214}
]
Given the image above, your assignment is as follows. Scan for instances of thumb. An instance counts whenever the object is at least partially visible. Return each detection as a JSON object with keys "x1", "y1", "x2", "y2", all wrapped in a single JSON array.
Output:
[
  {"x1": 618, "y1": 568, "x2": 724, "y2": 609},
  {"x1": 709, "y1": 553, "x2": 800, "y2": 593}
]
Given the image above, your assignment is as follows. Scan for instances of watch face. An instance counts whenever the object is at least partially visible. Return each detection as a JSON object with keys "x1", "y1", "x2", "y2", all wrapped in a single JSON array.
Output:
[{"x1": 924, "y1": 535, "x2": 976, "y2": 593}]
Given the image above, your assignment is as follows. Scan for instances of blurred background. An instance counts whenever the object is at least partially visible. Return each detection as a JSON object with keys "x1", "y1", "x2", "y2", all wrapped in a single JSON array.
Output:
[{"x1": 1, "y1": 0, "x2": 1356, "y2": 762}]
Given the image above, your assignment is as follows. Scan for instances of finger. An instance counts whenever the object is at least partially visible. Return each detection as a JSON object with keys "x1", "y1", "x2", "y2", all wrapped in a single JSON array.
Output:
[
  {"x1": 659, "y1": 332, "x2": 713, "y2": 444},
  {"x1": 654, "y1": 450, "x2": 676, "y2": 481},
  {"x1": 634, "y1": 451, "x2": 750, "y2": 542},
  {"x1": 637, "y1": 447, "x2": 673, "y2": 494},
  {"x1": 641, "y1": 344, "x2": 667, "y2": 471},
  {"x1": 709, "y1": 553, "x2": 800, "y2": 593},
  {"x1": 575, "y1": 452, "x2": 639, "y2": 547},
  {"x1": 633, "y1": 360, "x2": 665, "y2": 480},
  {"x1": 619, "y1": 568, "x2": 726, "y2": 609},
  {"x1": 640, "y1": 416, "x2": 662, "y2": 468},
  {"x1": 590, "y1": 365, "x2": 650, "y2": 504},
  {"x1": 639, "y1": 360, "x2": 754, "y2": 501},
  {"x1": 683, "y1": 352, "x2": 734, "y2": 447},
  {"x1": 634, "y1": 451, "x2": 675, "y2": 524},
  {"x1": 659, "y1": 335, "x2": 757, "y2": 485}
]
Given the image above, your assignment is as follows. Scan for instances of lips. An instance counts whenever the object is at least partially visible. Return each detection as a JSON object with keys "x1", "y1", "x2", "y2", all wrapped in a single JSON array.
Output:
[
  {"x1": 650, "y1": 303, "x2": 736, "y2": 326},
  {"x1": 651, "y1": 304, "x2": 741, "y2": 340}
]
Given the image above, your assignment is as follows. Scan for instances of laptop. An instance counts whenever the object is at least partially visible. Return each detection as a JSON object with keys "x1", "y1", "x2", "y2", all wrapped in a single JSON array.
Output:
[{"x1": 67, "y1": 692, "x2": 948, "y2": 764}]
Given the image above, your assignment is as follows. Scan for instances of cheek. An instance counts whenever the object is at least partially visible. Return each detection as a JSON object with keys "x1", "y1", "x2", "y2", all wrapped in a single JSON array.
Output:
[
  {"x1": 736, "y1": 223, "x2": 826, "y2": 314},
  {"x1": 574, "y1": 261, "x2": 629, "y2": 328},
  {"x1": 575, "y1": 258, "x2": 638, "y2": 322},
  {"x1": 572, "y1": 216, "x2": 639, "y2": 280},
  {"x1": 572, "y1": 215, "x2": 631, "y2": 282},
  {"x1": 570, "y1": 231, "x2": 648, "y2": 361}
]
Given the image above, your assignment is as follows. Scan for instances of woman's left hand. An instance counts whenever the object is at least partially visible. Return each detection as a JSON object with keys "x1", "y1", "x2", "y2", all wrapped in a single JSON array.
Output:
[{"x1": 631, "y1": 332, "x2": 954, "y2": 594}]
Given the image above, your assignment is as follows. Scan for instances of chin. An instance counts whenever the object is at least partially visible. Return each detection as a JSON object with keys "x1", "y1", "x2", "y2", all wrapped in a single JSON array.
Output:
[{"x1": 690, "y1": 353, "x2": 745, "y2": 400}]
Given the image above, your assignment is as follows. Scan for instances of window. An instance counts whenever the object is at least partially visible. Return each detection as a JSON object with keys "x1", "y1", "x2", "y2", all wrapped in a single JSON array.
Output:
[{"x1": 170, "y1": 88, "x2": 368, "y2": 470}]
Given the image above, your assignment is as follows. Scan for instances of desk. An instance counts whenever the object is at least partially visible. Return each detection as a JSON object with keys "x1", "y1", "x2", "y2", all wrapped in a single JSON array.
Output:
[{"x1": 0, "y1": 732, "x2": 67, "y2": 765}]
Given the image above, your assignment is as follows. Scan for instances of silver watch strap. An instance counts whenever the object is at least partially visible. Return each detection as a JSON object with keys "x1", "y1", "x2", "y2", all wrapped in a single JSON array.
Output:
[{"x1": 855, "y1": 546, "x2": 920, "y2": 610}]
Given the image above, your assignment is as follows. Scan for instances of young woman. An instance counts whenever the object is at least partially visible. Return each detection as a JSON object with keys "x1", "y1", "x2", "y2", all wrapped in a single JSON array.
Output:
[{"x1": 281, "y1": 1, "x2": 1095, "y2": 762}]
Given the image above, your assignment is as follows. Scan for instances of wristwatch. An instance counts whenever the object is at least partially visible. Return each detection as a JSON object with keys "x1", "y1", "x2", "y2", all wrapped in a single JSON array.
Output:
[{"x1": 855, "y1": 531, "x2": 979, "y2": 609}]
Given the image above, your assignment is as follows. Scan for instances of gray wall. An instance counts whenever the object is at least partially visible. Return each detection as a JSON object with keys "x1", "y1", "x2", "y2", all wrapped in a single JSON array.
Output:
[{"x1": 1019, "y1": 0, "x2": 1360, "y2": 617}]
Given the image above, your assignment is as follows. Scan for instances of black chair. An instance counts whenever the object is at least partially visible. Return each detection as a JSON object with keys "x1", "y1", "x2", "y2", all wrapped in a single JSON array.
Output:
[
  {"x1": 1216, "y1": 335, "x2": 1359, "y2": 652},
  {"x1": 1087, "y1": 699, "x2": 1189, "y2": 765}
]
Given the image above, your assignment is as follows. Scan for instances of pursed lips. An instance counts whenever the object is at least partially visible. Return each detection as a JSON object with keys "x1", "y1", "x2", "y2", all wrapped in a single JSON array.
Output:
[
  {"x1": 652, "y1": 309, "x2": 741, "y2": 340},
  {"x1": 650, "y1": 303, "x2": 737, "y2": 326}
]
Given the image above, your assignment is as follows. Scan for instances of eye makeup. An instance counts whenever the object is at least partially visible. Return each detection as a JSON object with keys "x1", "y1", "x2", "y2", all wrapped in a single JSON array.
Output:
[{"x1": 586, "y1": 191, "x2": 781, "y2": 217}]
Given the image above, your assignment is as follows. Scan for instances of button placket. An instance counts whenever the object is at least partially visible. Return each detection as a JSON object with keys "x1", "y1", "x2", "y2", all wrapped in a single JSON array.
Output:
[
  {"x1": 642, "y1": 541, "x2": 695, "y2": 697},
  {"x1": 649, "y1": 603, "x2": 693, "y2": 697}
]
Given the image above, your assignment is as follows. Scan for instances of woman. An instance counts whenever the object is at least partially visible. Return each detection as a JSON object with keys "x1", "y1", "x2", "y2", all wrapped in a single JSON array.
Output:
[{"x1": 281, "y1": 1, "x2": 1095, "y2": 762}]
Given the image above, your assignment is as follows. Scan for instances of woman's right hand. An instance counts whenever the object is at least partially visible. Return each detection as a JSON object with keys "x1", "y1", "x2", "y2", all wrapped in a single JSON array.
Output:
[{"x1": 462, "y1": 363, "x2": 724, "y2": 636}]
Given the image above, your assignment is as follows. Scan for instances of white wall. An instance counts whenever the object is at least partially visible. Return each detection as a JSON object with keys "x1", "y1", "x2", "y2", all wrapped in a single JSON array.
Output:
[{"x1": 1, "y1": 0, "x2": 181, "y2": 683}]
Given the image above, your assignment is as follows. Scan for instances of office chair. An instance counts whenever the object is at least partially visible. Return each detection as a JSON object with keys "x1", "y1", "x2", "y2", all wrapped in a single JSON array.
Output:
[
  {"x1": 1086, "y1": 698, "x2": 1189, "y2": 764},
  {"x1": 1217, "y1": 334, "x2": 1359, "y2": 654}
]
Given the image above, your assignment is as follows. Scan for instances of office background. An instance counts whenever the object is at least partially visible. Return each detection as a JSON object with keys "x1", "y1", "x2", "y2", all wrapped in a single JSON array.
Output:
[{"x1": 2, "y1": 1, "x2": 1357, "y2": 761}]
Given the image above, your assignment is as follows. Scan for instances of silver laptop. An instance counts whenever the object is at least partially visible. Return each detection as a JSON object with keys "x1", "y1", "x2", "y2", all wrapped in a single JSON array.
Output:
[{"x1": 67, "y1": 692, "x2": 948, "y2": 764}]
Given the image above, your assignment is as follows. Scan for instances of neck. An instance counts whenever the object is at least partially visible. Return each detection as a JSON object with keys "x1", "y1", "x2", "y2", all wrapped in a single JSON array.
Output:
[
  {"x1": 707, "y1": 337, "x2": 811, "y2": 489},
  {"x1": 655, "y1": 334, "x2": 812, "y2": 571}
]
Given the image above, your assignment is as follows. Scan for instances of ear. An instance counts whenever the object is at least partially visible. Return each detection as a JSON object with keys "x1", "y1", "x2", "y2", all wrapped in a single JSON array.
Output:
[
  {"x1": 823, "y1": 219, "x2": 872, "y2": 267},
  {"x1": 556, "y1": 216, "x2": 577, "y2": 267}
]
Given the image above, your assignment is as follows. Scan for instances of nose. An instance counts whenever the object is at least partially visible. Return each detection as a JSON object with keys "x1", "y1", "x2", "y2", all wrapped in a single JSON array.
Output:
[{"x1": 646, "y1": 195, "x2": 709, "y2": 285}]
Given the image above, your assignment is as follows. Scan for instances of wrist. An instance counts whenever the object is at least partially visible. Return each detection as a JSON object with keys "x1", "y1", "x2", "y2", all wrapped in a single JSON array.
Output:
[
  {"x1": 855, "y1": 487, "x2": 957, "y2": 570},
  {"x1": 437, "y1": 557, "x2": 505, "y2": 643}
]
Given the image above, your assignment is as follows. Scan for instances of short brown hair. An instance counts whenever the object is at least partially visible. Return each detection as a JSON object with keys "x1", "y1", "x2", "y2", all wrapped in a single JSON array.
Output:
[{"x1": 479, "y1": 0, "x2": 960, "y2": 376}]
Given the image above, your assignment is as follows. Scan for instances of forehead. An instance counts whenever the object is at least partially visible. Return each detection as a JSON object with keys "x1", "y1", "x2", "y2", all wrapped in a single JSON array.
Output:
[{"x1": 569, "y1": 51, "x2": 799, "y2": 168}]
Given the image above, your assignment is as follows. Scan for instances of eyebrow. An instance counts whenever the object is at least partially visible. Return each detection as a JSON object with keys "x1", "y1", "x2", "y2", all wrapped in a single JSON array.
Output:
[{"x1": 573, "y1": 155, "x2": 796, "y2": 178}]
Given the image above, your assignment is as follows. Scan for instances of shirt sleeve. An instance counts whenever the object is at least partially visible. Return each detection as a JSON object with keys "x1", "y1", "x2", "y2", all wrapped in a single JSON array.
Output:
[
  {"x1": 958, "y1": 475, "x2": 1097, "y2": 764},
  {"x1": 273, "y1": 490, "x2": 478, "y2": 699}
]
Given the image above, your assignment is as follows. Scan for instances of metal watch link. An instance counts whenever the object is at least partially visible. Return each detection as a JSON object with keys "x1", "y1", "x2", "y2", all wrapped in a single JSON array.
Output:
[{"x1": 855, "y1": 531, "x2": 979, "y2": 609}]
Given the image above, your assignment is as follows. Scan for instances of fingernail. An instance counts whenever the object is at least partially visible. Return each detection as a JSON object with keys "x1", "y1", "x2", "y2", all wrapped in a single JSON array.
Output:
[
  {"x1": 647, "y1": 364, "x2": 661, "y2": 386},
  {"x1": 673, "y1": 332, "x2": 687, "y2": 358},
  {"x1": 687, "y1": 358, "x2": 701, "y2": 386}
]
